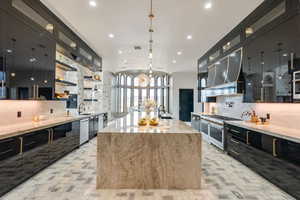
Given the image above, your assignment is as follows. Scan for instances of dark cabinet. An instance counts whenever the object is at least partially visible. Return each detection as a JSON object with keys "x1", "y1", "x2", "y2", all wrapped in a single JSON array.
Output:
[
  {"x1": 50, "y1": 121, "x2": 80, "y2": 162},
  {"x1": 225, "y1": 123, "x2": 300, "y2": 199},
  {"x1": 22, "y1": 129, "x2": 50, "y2": 178},
  {"x1": 243, "y1": 14, "x2": 300, "y2": 103},
  {"x1": 0, "y1": 9, "x2": 55, "y2": 100},
  {"x1": 0, "y1": 137, "x2": 22, "y2": 197},
  {"x1": 0, "y1": 120, "x2": 80, "y2": 197}
]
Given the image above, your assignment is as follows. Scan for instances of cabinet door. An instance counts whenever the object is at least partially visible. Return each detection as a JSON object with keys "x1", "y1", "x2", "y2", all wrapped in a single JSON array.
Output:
[
  {"x1": 0, "y1": 137, "x2": 23, "y2": 196},
  {"x1": 0, "y1": 10, "x2": 7, "y2": 99},
  {"x1": 22, "y1": 130, "x2": 50, "y2": 177},
  {"x1": 277, "y1": 139, "x2": 300, "y2": 166},
  {"x1": 3, "y1": 11, "x2": 55, "y2": 100},
  {"x1": 243, "y1": 14, "x2": 300, "y2": 103},
  {"x1": 50, "y1": 124, "x2": 68, "y2": 162}
]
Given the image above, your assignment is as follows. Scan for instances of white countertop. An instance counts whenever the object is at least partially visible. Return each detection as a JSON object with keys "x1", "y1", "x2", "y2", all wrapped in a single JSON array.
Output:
[
  {"x1": 100, "y1": 112, "x2": 199, "y2": 134},
  {"x1": 226, "y1": 121, "x2": 300, "y2": 143},
  {"x1": 0, "y1": 112, "x2": 106, "y2": 140}
]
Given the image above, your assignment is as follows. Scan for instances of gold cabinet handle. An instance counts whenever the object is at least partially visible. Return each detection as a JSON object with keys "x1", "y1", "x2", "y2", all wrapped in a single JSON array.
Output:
[
  {"x1": 273, "y1": 138, "x2": 277, "y2": 157},
  {"x1": 48, "y1": 129, "x2": 51, "y2": 144},
  {"x1": 246, "y1": 131, "x2": 250, "y2": 145},
  {"x1": 19, "y1": 137, "x2": 23, "y2": 155}
]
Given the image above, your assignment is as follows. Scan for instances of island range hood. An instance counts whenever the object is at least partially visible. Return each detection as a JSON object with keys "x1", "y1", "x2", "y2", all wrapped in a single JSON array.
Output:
[{"x1": 202, "y1": 48, "x2": 244, "y2": 97}]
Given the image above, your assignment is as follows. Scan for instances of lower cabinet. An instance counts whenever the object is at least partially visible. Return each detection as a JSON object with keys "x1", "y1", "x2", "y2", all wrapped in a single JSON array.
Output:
[
  {"x1": 0, "y1": 120, "x2": 80, "y2": 197},
  {"x1": 89, "y1": 115, "x2": 99, "y2": 140},
  {"x1": 225, "y1": 124, "x2": 300, "y2": 199}
]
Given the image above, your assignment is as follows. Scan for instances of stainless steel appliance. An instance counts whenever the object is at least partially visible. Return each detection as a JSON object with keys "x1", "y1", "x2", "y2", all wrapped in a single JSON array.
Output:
[
  {"x1": 80, "y1": 118, "x2": 89, "y2": 145},
  {"x1": 293, "y1": 70, "x2": 300, "y2": 100},
  {"x1": 200, "y1": 115, "x2": 241, "y2": 150}
]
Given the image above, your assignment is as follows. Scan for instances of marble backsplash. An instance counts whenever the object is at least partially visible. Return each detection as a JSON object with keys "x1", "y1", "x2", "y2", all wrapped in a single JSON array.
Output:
[
  {"x1": 0, "y1": 100, "x2": 66, "y2": 127},
  {"x1": 205, "y1": 95, "x2": 300, "y2": 130}
]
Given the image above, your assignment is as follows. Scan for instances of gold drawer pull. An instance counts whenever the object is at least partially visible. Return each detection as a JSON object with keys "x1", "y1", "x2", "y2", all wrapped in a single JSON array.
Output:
[
  {"x1": 19, "y1": 137, "x2": 23, "y2": 155},
  {"x1": 246, "y1": 131, "x2": 250, "y2": 145},
  {"x1": 273, "y1": 139, "x2": 277, "y2": 157}
]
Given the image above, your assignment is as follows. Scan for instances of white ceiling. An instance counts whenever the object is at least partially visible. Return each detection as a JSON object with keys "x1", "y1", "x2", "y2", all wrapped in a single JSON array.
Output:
[{"x1": 41, "y1": 0, "x2": 264, "y2": 73}]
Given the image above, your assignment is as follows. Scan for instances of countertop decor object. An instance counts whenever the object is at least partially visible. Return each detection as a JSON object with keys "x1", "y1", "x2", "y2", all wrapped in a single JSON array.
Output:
[{"x1": 97, "y1": 112, "x2": 202, "y2": 189}]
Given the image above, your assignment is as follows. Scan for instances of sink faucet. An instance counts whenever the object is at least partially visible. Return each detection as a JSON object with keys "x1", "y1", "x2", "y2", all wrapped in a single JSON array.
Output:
[{"x1": 79, "y1": 103, "x2": 86, "y2": 115}]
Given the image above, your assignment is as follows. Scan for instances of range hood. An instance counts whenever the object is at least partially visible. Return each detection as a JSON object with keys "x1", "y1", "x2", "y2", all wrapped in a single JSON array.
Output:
[{"x1": 203, "y1": 48, "x2": 244, "y2": 97}]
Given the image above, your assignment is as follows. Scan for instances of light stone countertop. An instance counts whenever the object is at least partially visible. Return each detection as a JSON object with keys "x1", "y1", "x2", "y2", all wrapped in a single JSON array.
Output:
[
  {"x1": 100, "y1": 112, "x2": 199, "y2": 134},
  {"x1": 226, "y1": 121, "x2": 300, "y2": 143},
  {"x1": 0, "y1": 112, "x2": 106, "y2": 140}
]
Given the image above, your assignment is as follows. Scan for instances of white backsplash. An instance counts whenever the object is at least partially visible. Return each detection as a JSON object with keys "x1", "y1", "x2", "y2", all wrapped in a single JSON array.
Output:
[
  {"x1": 0, "y1": 101, "x2": 66, "y2": 127},
  {"x1": 205, "y1": 95, "x2": 300, "y2": 130}
]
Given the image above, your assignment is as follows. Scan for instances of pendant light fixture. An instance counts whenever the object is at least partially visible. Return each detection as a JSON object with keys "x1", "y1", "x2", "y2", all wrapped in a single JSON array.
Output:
[{"x1": 138, "y1": 0, "x2": 155, "y2": 86}]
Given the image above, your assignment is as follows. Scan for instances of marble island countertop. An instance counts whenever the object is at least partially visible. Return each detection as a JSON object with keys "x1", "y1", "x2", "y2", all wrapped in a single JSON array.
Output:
[
  {"x1": 0, "y1": 112, "x2": 106, "y2": 140},
  {"x1": 226, "y1": 121, "x2": 300, "y2": 143},
  {"x1": 100, "y1": 112, "x2": 199, "y2": 134}
]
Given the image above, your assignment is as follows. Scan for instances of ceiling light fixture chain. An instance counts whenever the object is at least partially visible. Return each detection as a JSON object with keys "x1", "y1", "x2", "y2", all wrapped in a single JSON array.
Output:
[{"x1": 148, "y1": 0, "x2": 154, "y2": 77}]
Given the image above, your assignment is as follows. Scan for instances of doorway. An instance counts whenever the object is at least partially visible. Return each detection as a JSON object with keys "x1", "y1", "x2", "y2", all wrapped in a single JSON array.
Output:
[{"x1": 179, "y1": 89, "x2": 194, "y2": 122}]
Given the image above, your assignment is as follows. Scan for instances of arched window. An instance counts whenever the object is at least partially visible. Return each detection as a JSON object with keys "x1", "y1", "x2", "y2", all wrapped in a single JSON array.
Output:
[
  {"x1": 120, "y1": 88, "x2": 124, "y2": 112},
  {"x1": 120, "y1": 75, "x2": 125, "y2": 85},
  {"x1": 127, "y1": 76, "x2": 132, "y2": 86},
  {"x1": 150, "y1": 77, "x2": 155, "y2": 87},
  {"x1": 134, "y1": 77, "x2": 139, "y2": 87},
  {"x1": 164, "y1": 76, "x2": 168, "y2": 86},
  {"x1": 157, "y1": 77, "x2": 162, "y2": 87},
  {"x1": 127, "y1": 88, "x2": 131, "y2": 110},
  {"x1": 157, "y1": 88, "x2": 162, "y2": 106}
]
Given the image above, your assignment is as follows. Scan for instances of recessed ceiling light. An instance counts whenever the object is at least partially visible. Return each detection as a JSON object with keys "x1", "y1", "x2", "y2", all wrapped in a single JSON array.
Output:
[
  {"x1": 89, "y1": 0, "x2": 97, "y2": 7},
  {"x1": 123, "y1": 59, "x2": 128, "y2": 64},
  {"x1": 118, "y1": 50, "x2": 123, "y2": 54},
  {"x1": 187, "y1": 35, "x2": 193, "y2": 40},
  {"x1": 204, "y1": 2, "x2": 212, "y2": 9},
  {"x1": 172, "y1": 60, "x2": 177, "y2": 64},
  {"x1": 108, "y1": 33, "x2": 115, "y2": 38},
  {"x1": 177, "y1": 51, "x2": 182, "y2": 55}
]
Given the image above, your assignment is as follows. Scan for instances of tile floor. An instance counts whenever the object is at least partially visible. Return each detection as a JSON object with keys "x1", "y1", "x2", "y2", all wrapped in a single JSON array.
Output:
[{"x1": 1, "y1": 137, "x2": 295, "y2": 200}]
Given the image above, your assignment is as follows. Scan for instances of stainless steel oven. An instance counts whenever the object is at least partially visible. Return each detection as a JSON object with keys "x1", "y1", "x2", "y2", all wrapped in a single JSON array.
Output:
[
  {"x1": 200, "y1": 119, "x2": 210, "y2": 142},
  {"x1": 209, "y1": 122, "x2": 224, "y2": 150}
]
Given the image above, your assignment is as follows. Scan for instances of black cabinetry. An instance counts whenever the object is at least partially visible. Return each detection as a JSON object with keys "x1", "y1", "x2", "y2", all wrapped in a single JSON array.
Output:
[
  {"x1": 225, "y1": 123, "x2": 300, "y2": 199},
  {"x1": 0, "y1": 9, "x2": 55, "y2": 100},
  {"x1": 0, "y1": 120, "x2": 80, "y2": 197}
]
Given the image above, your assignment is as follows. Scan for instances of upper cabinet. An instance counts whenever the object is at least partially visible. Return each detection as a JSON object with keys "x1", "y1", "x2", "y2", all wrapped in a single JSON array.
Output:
[
  {"x1": 0, "y1": 0, "x2": 102, "y2": 100},
  {"x1": 198, "y1": 0, "x2": 300, "y2": 103}
]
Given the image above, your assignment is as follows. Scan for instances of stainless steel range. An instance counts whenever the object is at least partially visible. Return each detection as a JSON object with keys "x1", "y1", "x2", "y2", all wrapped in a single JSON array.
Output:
[{"x1": 200, "y1": 115, "x2": 241, "y2": 150}]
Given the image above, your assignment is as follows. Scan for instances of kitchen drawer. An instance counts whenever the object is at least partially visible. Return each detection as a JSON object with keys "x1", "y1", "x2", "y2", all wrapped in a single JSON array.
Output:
[
  {"x1": 0, "y1": 137, "x2": 20, "y2": 161},
  {"x1": 226, "y1": 125, "x2": 247, "y2": 144},
  {"x1": 22, "y1": 130, "x2": 49, "y2": 153}
]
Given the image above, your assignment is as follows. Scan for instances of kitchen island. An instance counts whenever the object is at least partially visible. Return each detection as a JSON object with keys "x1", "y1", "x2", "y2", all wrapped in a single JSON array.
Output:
[{"x1": 97, "y1": 112, "x2": 202, "y2": 190}]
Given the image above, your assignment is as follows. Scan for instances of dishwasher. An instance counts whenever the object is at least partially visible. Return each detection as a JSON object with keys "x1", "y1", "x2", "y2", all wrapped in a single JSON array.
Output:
[{"x1": 80, "y1": 118, "x2": 89, "y2": 145}]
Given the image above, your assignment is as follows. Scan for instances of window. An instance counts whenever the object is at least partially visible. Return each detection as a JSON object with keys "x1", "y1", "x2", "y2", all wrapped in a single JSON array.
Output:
[
  {"x1": 157, "y1": 77, "x2": 162, "y2": 87},
  {"x1": 120, "y1": 75, "x2": 125, "y2": 85},
  {"x1": 141, "y1": 89, "x2": 147, "y2": 103},
  {"x1": 134, "y1": 77, "x2": 139, "y2": 87},
  {"x1": 134, "y1": 89, "x2": 139, "y2": 107},
  {"x1": 150, "y1": 89, "x2": 155, "y2": 101},
  {"x1": 246, "y1": 1, "x2": 286, "y2": 37},
  {"x1": 150, "y1": 77, "x2": 155, "y2": 87},
  {"x1": 164, "y1": 76, "x2": 168, "y2": 86},
  {"x1": 127, "y1": 88, "x2": 131, "y2": 109},
  {"x1": 12, "y1": 0, "x2": 54, "y2": 34},
  {"x1": 164, "y1": 88, "x2": 168, "y2": 109},
  {"x1": 157, "y1": 88, "x2": 162, "y2": 106},
  {"x1": 120, "y1": 88, "x2": 124, "y2": 112},
  {"x1": 127, "y1": 76, "x2": 132, "y2": 86}
]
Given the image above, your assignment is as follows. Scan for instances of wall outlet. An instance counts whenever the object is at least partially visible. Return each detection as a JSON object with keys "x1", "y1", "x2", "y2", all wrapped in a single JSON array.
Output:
[
  {"x1": 17, "y1": 111, "x2": 22, "y2": 118},
  {"x1": 50, "y1": 109, "x2": 54, "y2": 114}
]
